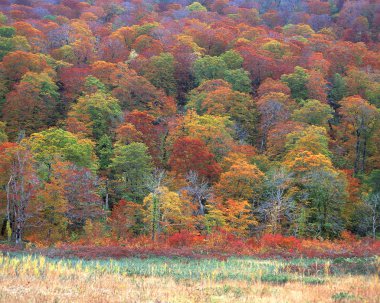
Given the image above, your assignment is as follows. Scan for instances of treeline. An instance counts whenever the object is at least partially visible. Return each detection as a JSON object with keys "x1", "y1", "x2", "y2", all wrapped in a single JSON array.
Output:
[{"x1": 0, "y1": 0, "x2": 379, "y2": 244}]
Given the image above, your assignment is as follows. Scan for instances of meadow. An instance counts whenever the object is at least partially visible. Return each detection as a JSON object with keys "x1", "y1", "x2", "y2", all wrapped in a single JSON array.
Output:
[{"x1": 0, "y1": 253, "x2": 378, "y2": 303}]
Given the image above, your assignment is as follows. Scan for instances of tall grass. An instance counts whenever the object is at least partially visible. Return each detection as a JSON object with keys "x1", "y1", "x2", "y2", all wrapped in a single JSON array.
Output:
[
  {"x1": 1, "y1": 253, "x2": 378, "y2": 283},
  {"x1": 0, "y1": 254, "x2": 378, "y2": 302}
]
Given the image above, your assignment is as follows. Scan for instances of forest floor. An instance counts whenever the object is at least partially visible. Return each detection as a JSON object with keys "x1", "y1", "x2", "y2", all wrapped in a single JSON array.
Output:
[{"x1": 0, "y1": 252, "x2": 378, "y2": 303}]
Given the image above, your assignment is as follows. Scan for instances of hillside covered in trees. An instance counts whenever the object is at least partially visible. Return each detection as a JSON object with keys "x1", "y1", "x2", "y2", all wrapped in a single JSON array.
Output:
[{"x1": 0, "y1": 0, "x2": 379, "y2": 249}]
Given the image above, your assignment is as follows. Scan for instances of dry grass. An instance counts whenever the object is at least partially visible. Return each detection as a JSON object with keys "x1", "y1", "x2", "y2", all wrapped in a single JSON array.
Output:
[
  {"x1": 0, "y1": 255, "x2": 378, "y2": 303},
  {"x1": 0, "y1": 274, "x2": 379, "y2": 303}
]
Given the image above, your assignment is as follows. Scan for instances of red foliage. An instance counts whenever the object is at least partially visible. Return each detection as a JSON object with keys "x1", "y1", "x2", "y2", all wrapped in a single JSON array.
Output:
[
  {"x1": 260, "y1": 234, "x2": 302, "y2": 251},
  {"x1": 169, "y1": 136, "x2": 222, "y2": 182},
  {"x1": 167, "y1": 231, "x2": 205, "y2": 247}
]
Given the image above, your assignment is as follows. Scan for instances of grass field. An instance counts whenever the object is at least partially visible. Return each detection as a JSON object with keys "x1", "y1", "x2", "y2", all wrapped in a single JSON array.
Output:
[{"x1": 0, "y1": 253, "x2": 378, "y2": 303}]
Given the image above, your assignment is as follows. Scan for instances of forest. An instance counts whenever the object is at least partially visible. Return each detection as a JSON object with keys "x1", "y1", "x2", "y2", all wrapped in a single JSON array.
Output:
[{"x1": 0, "y1": 0, "x2": 379, "y2": 253}]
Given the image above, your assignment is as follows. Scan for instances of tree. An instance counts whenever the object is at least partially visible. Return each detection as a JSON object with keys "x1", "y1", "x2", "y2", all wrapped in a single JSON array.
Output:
[
  {"x1": 223, "y1": 68, "x2": 252, "y2": 93},
  {"x1": 0, "y1": 121, "x2": 8, "y2": 143},
  {"x1": 214, "y1": 160, "x2": 264, "y2": 203},
  {"x1": 363, "y1": 169, "x2": 380, "y2": 238},
  {"x1": 0, "y1": 143, "x2": 37, "y2": 243},
  {"x1": 187, "y1": 86, "x2": 257, "y2": 143},
  {"x1": 237, "y1": 46, "x2": 277, "y2": 85},
  {"x1": 206, "y1": 198, "x2": 255, "y2": 237},
  {"x1": 187, "y1": 2, "x2": 207, "y2": 12},
  {"x1": 68, "y1": 90, "x2": 122, "y2": 140},
  {"x1": 96, "y1": 135, "x2": 113, "y2": 171},
  {"x1": 257, "y1": 92, "x2": 295, "y2": 151},
  {"x1": 329, "y1": 73, "x2": 347, "y2": 105},
  {"x1": 220, "y1": 50, "x2": 244, "y2": 70},
  {"x1": 292, "y1": 99, "x2": 333, "y2": 128},
  {"x1": 281, "y1": 66, "x2": 309, "y2": 101},
  {"x1": 109, "y1": 142, "x2": 153, "y2": 202},
  {"x1": 182, "y1": 170, "x2": 212, "y2": 217},
  {"x1": 339, "y1": 96, "x2": 379, "y2": 175},
  {"x1": 52, "y1": 161, "x2": 103, "y2": 230},
  {"x1": 143, "y1": 186, "x2": 192, "y2": 240},
  {"x1": 144, "y1": 52, "x2": 177, "y2": 96},
  {"x1": 109, "y1": 199, "x2": 143, "y2": 239},
  {"x1": 364, "y1": 193, "x2": 379, "y2": 239},
  {"x1": 169, "y1": 137, "x2": 221, "y2": 182},
  {"x1": 1, "y1": 51, "x2": 50, "y2": 82},
  {"x1": 27, "y1": 128, "x2": 98, "y2": 179},
  {"x1": 300, "y1": 168, "x2": 348, "y2": 238},
  {"x1": 306, "y1": 70, "x2": 327, "y2": 103},
  {"x1": 119, "y1": 110, "x2": 167, "y2": 165},
  {"x1": 257, "y1": 78, "x2": 291, "y2": 97},
  {"x1": 3, "y1": 72, "x2": 60, "y2": 139},
  {"x1": 171, "y1": 111, "x2": 235, "y2": 161},
  {"x1": 109, "y1": 66, "x2": 176, "y2": 117},
  {"x1": 193, "y1": 55, "x2": 227, "y2": 85},
  {"x1": 267, "y1": 121, "x2": 305, "y2": 159},
  {"x1": 284, "y1": 148, "x2": 348, "y2": 238},
  {"x1": 260, "y1": 166, "x2": 295, "y2": 234},
  {"x1": 27, "y1": 179, "x2": 68, "y2": 243}
]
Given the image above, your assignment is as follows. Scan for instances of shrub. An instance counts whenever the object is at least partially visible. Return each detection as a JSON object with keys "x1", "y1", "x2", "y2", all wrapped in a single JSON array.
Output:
[
  {"x1": 260, "y1": 273, "x2": 289, "y2": 284},
  {"x1": 168, "y1": 231, "x2": 204, "y2": 247},
  {"x1": 302, "y1": 277, "x2": 325, "y2": 284},
  {"x1": 260, "y1": 234, "x2": 302, "y2": 250},
  {"x1": 332, "y1": 292, "x2": 355, "y2": 301}
]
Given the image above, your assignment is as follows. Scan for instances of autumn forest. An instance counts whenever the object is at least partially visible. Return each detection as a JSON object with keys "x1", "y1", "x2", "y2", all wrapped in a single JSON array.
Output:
[{"x1": 0, "y1": 0, "x2": 379, "y2": 256}]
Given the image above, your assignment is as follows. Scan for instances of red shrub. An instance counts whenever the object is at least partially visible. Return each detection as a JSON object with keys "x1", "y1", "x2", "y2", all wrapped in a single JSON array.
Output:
[
  {"x1": 168, "y1": 231, "x2": 205, "y2": 247},
  {"x1": 260, "y1": 234, "x2": 302, "y2": 250}
]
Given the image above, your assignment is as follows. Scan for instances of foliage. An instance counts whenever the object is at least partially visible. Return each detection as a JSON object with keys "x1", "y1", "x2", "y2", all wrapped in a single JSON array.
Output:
[
  {"x1": 109, "y1": 142, "x2": 153, "y2": 202},
  {"x1": 0, "y1": 0, "x2": 378, "y2": 246}
]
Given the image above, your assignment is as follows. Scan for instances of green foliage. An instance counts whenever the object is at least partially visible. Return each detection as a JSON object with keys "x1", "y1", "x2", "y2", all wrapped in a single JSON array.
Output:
[
  {"x1": 193, "y1": 56, "x2": 227, "y2": 85},
  {"x1": 292, "y1": 99, "x2": 333, "y2": 127},
  {"x1": 0, "y1": 36, "x2": 14, "y2": 59},
  {"x1": 96, "y1": 134, "x2": 113, "y2": 171},
  {"x1": 329, "y1": 73, "x2": 347, "y2": 103},
  {"x1": 282, "y1": 24, "x2": 315, "y2": 38},
  {"x1": 109, "y1": 142, "x2": 153, "y2": 202},
  {"x1": 187, "y1": 2, "x2": 207, "y2": 12},
  {"x1": 70, "y1": 91, "x2": 122, "y2": 140},
  {"x1": 285, "y1": 125, "x2": 331, "y2": 157},
  {"x1": 365, "y1": 82, "x2": 380, "y2": 108},
  {"x1": 22, "y1": 72, "x2": 60, "y2": 100},
  {"x1": 260, "y1": 273, "x2": 289, "y2": 284},
  {"x1": 0, "y1": 121, "x2": 8, "y2": 143},
  {"x1": 368, "y1": 170, "x2": 380, "y2": 193},
  {"x1": 145, "y1": 52, "x2": 177, "y2": 96},
  {"x1": 223, "y1": 68, "x2": 252, "y2": 93},
  {"x1": 2, "y1": 72, "x2": 60, "y2": 138},
  {"x1": 332, "y1": 292, "x2": 355, "y2": 301},
  {"x1": 84, "y1": 76, "x2": 107, "y2": 93},
  {"x1": 302, "y1": 277, "x2": 325, "y2": 284},
  {"x1": 301, "y1": 168, "x2": 348, "y2": 238},
  {"x1": 220, "y1": 50, "x2": 243, "y2": 70},
  {"x1": 0, "y1": 26, "x2": 15, "y2": 38},
  {"x1": 281, "y1": 66, "x2": 309, "y2": 101},
  {"x1": 27, "y1": 128, "x2": 98, "y2": 178},
  {"x1": 0, "y1": 13, "x2": 7, "y2": 24},
  {"x1": 0, "y1": 34, "x2": 31, "y2": 59}
]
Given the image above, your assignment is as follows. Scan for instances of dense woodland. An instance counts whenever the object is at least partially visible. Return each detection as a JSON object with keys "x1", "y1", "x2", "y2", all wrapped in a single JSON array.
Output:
[{"x1": 0, "y1": 0, "x2": 379, "y2": 247}]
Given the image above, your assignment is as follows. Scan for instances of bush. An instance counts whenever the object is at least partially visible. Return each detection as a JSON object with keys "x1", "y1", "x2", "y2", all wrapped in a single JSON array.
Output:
[
  {"x1": 260, "y1": 273, "x2": 289, "y2": 284},
  {"x1": 302, "y1": 277, "x2": 325, "y2": 284},
  {"x1": 332, "y1": 292, "x2": 355, "y2": 301},
  {"x1": 260, "y1": 234, "x2": 302, "y2": 250},
  {"x1": 168, "y1": 231, "x2": 204, "y2": 247}
]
